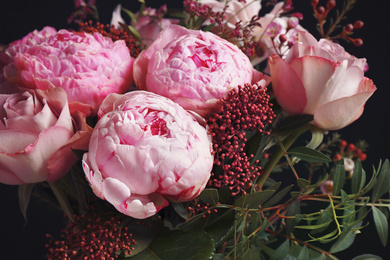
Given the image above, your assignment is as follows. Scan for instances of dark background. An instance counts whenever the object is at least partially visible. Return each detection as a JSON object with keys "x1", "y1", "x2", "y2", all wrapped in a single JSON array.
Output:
[{"x1": 0, "y1": 0, "x2": 389, "y2": 259}]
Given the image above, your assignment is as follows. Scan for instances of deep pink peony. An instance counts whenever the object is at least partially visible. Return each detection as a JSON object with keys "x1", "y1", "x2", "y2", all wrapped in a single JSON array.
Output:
[
  {"x1": 82, "y1": 91, "x2": 213, "y2": 219},
  {"x1": 0, "y1": 87, "x2": 91, "y2": 185},
  {"x1": 269, "y1": 31, "x2": 376, "y2": 130},
  {"x1": 1, "y1": 27, "x2": 134, "y2": 116},
  {"x1": 133, "y1": 24, "x2": 268, "y2": 116}
]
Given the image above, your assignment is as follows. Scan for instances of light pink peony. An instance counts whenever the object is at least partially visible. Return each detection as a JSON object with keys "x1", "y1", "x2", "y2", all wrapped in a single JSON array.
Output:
[
  {"x1": 0, "y1": 87, "x2": 91, "y2": 185},
  {"x1": 133, "y1": 24, "x2": 268, "y2": 116},
  {"x1": 82, "y1": 91, "x2": 214, "y2": 219},
  {"x1": 1, "y1": 27, "x2": 134, "y2": 116},
  {"x1": 269, "y1": 31, "x2": 376, "y2": 130}
]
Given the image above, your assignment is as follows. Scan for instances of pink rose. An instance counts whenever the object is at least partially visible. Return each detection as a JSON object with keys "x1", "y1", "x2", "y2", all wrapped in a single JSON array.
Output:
[
  {"x1": 269, "y1": 31, "x2": 376, "y2": 130},
  {"x1": 133, "y1": 25, "x2": 267, "y2": 116},
  {"x1": 82, "y1": 91, "x2": 213, "y2": 219},
  {"x1": 2, "y1": 27, "x2": 134, "y2": 116},
  {"x1": 0, "y1": 87, "x2": 91, "y2": 185}
]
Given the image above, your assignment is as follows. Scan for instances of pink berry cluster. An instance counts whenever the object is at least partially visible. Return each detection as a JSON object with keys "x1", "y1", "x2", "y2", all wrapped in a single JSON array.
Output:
[{"x1": 206, "y1": 82, "x2": 275, "y2": 196}]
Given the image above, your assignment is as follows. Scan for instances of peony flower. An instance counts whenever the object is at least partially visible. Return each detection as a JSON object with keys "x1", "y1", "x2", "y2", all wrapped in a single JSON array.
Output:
[
  {"x1": 82, "y1": 91, "x2": 214, "y2": 219},
  {"x1": 198, "y1": 0, "x2": 261, "y2": 28},
  {"x1": 269, "y1": 31, "x2": 376, "y2": 130},
  {"x1": 133, "y1": 24, "x2": 268, "y2": 116},
  {"x1": 1, "y1": 27, "x2": 134, "y2": 116},
  {"x1": 0, "y1": 87, "x2": 91, "y2": 185}
]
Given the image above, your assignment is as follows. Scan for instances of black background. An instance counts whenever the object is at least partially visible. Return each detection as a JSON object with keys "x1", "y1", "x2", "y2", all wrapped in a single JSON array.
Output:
[{"x1": 0, "y1": 0, "x2": 389, "y2": 259}]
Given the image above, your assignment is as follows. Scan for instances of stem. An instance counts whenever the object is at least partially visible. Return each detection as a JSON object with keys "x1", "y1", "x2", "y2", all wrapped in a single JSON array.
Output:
[
  {"x1": 256, "y1": 125, "x2": 310, "y2": 190},
  {"x1": 48, "y1": 181, "x2": 75, "y2": 222}
]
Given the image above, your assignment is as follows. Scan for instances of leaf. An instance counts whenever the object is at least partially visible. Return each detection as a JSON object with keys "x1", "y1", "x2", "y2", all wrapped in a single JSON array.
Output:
[
  {"x1": 234, "y1": 190, "x2": 275, "y2": 209},
  {"x1": 130, "y1": 228, "x2": 214, "y2": 260},
  {"x1": 330, "y1": 221, "x2": 362, "y2": 253},
  {"x1": 276, "y1": 114, "x2": 314, "y2": 133},
  {"x1": 199, "y1": 188, "x2": 219, "y2": 206},
  {"x1": 297, "y1": 178, "x2": 311, "y2": 189},
  {"x1": 295, "y1": 219, "x2": 333, "y2": 230},
  {"x1": 297, "y1": 245, "x2": 310, "y2": 260},
  {"x1": 204, "y1": 209, "x2": 236, "y2": 246},
  {"x1": 351, "y1": 160, "x2": 366, "y2": 194},
  {"x1": 127, "y1": 25, "x2": 142, "y2": 41},
  {"x1": 125, "y1": 218, "x2": 163, "y2": 256},
  {"x1": 305, "y1": 128, "x2": 325, "y2": 150},
  {"x1": 288, "y1": 146, "x2": 331, "y2": 163},
  {"x1": 352, "y1": 254, "x2": 383, "y2": 260},
  {"x1": 310, "y1": 208, "x2": 333, "y2": 235},
  {"x1": 372, "y1": 206, "x2": 389, "y2": 247},
  {"x1": 285, "y1": 200, "x2": 301, "y2": 235},
  {"x1": 18, "y1": 183, "x2": 35, "y2": 224},
  {"x1": 270, "y1": 239, "x2": 290, "y2": 260},
  {"x1": 262, "y1": 185, "x2": 294, "y2": 208},
  {"x1": 333, "y1": 162, "x2": 346, "y2": 196},
  {"x1": 371, "y1": 159, "x2": 390, "y2": 202}
]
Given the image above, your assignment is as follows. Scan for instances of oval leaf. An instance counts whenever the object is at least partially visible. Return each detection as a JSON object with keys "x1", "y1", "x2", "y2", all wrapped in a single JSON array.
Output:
[
  {"x1": 333, "y1": 162, "x2": 346, "y2": 196},
  {"x1": 288, "y1": 146, "x2": 331, "y2": 163},
  {"x1": 234, "y1": 190, "x2": 275, "y2": 209},
  {"x1": 371, "y1": 159, "x2": 390, "y2": 202},
  {"x1": 372, "y1": 206, "x2": 388, "y2": 247},
  {"x1": 352, "y1": 254, "x2": 383, "y2": 260}
]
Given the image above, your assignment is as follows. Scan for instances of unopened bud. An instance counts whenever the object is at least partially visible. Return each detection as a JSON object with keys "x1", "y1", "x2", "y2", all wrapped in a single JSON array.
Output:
[
  {"x1": 317, "y1": 6, "x2": 325, "y2": 15},
  {"x1": 327, "y1": 0, "x2": 336, "y2": 9},
  {"x1": 353, "y1": 38, "x2": 363, "y2": 47},
  {"x1": 354, "y1": 20, "x2": 364, "y2": 29},
  {"x1": 344, "y1": 24, "x2": 354, "y2": 32}
]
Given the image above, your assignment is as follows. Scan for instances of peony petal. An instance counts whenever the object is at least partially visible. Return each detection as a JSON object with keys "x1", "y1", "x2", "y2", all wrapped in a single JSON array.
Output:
[
  {"x1": 268, "y1": 55, "x2": 307, "y2": 114},
  {"x1": 102, "y1": 177, "x2": 131, "y2": 206},
  {"x1": 120, "y1": 193, "x2": 169, "y2": 219}
]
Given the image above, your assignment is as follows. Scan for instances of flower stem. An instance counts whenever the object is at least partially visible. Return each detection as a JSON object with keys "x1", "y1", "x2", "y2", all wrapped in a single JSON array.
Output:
[{"x1": 256, "y1": 125, "x2": 310, "y2": 190}]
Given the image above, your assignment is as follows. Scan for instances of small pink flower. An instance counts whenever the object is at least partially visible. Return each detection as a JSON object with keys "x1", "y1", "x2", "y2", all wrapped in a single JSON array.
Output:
[
  {"x1": 269, "y1": 31, "x2": 376, "y2": 130},
  {"x1": 1, "y1": 27, "x2": 134, "y2": 116},
  {"x1": 82, "y1": 91, "x2": 214, "y2": 219},
  {"x1": 0, "y1": 87, "x2": 91, "y2": 185},
  {"x1": 133, "y1": 25, "x2": 268, "y2": 116},
  {"x1": 320, "y1": 180, "x2": 334, "y2": 195}
]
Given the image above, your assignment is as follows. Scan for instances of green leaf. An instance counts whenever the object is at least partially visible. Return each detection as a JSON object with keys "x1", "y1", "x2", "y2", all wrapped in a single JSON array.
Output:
[
  {"x1": 352, "y1": 254, "x2": 383, "y2": 260},
  {"x1": 372, "y1": 206, "x2": 388, "y2": 246},
  {"x1": 127, "y1": 25, "x2": 142, "y2": 41},
  {"x1": 297, "y1": 245, "x2": 310, "y2": 260},
  {"x1": 297, "y1": 178, "x2": 311, "y2": 189},
  {"x1": 285, "y1": 200, "x2": 301, "y2": 235},
  {"x1": 310, "y1": 208, "x2": 333, "y2": 235},
  {"x1": 295, "y1": 219, "x2": 333, "y2": 230},
  {"x1": 204, "y1": 209, "x2": 236, "y2": 246},
  {"x1": 121, "y1": 7, "x2": 138, "y2": 23},
  {"x1": 276, "y1": 114, "x2": 314, "y2": 133},
  {"x1": 262, "y1": 185, "x2": 294, "y2": 208},
  {"x1": 270, "y1": 239, "x2": 290, "y2": 260},
  {"x1": 371, "y1": 159, "x2": 390, "y2": 202},
  {"x1": 330, "y1": 221, "x2": 362, "y2": 253},
  {"x1": 351, "y1": 160, "x2": 366, "y2": 194},
  {"x1": 124, "y1": 218, "x2": 163, "y2": 256},
  {"x1": 333, "y1": 162, "x2": 346, "y2": 196},
  {"x1": 18, "y1": 183, "x2": 35, "y2": 224},
  {"x1": 234, "y1": 190, "x2": 275, "y2": 209},
  {"x1": 199, "y1": 188, "x2": 219, "y2": 206},
  {"x1": 288, "y1": 146, "x2": 331, "y2": 163},
  {"x1": 130, "y1": 228, "x2": 214, "y2": 260},
  {"x1": 305, "y1": 128, "x2": 325, "y2": 150}
]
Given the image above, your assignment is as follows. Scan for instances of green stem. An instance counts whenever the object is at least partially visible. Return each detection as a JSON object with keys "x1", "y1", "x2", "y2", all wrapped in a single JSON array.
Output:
[
  {"x1": 256, "y1": 125, "x2": 310, "y2": 190},
  {"x1": 48, "y1": 181, "x2": 75, "y2": 222}
]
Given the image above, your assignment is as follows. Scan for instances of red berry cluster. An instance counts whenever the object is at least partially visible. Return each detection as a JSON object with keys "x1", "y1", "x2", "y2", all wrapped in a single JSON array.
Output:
[
  {"x1": 333, "y1": 139, "x2": 367, "y2": 162},
  {"x1": 79, "y1": 21, "x2": 141, "y2": 57},
  {"x1": 188, "y1": 202, "x2": 219, "y2": 218},
  {"x1": 46, "y1": 206, "x2": 136, "y2": 260},
  {"x1": 206, "y1": 82, "x2": 275, "y2": 196}
]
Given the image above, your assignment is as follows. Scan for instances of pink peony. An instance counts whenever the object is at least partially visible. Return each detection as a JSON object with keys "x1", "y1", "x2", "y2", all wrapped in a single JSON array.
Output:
[
  {"x1": 133, "y1": 24, "x2": 268, "y2": 116},
  {"x1": 0, "y1": 87, "x2": 91, "y2": 185},
  {"x1": 1, "y1": 27, "x2": 134, "y2": 116},
  {"x1": 269, "y1": 31, "x2": 376, "y2": 130},
  {"x1": 82, "y1": 91, "x2": 214, "y2": 219}
]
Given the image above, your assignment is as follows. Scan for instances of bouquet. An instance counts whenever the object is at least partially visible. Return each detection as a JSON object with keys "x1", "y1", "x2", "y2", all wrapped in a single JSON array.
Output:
[{"x1": 0, "y1": 0, "x2": 389, "y2": 259}]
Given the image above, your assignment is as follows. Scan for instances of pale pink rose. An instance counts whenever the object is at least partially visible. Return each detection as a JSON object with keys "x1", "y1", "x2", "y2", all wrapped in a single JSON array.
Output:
[
  {"x1": 269, "y1": 31, "x2": 376, "y2": 130},
  {"x1": 82, "y1": 91, "x2": 213, "y2": 219},
  {"x1": 133, "y1": 25, "x2": 268, "y2": 116},
  {"x1": 1, "y1": 28, "x2": 134, "y2": 116},
  {"x1": 198, "y1": 0, "x2": 261, "y2": 28},
  {"x1": 0, "y1": 87, "x2": 91, "y2": 185}
]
